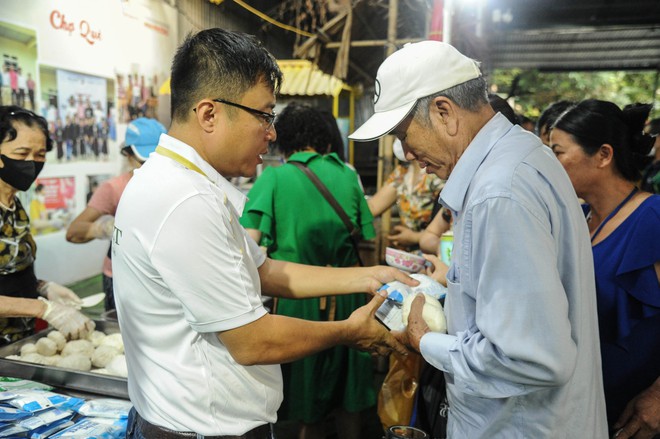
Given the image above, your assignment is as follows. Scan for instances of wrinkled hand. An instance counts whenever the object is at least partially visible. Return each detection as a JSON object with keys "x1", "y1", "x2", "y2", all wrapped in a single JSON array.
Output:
[
  {"x1": 362, "y1": 265, "x2": 420, "y2": 294},
  {"x1": 344, "y1": 291, "x2": 408, "y2": 357},
  {"x1": 423, "y1": 254, "x2": 449, "y2": 287},
  {"x1": 387, "y1": 225, "x2": 419, "y2": 248},
  {"x1": 613, "y1": 378, "x2": 660, "y2": 439},
  {"x1": 394, "y1": 294, "x2": 430, "y2": 353},
  {"x1": 40, "y1": 299, "x2": 96, "y2": 340},
  {"x1": 38, "y1": 282, "x2": 83, "y2": 307},
  {"x1": 89, "y1": 215, "x2": 115, "y2": 240}
]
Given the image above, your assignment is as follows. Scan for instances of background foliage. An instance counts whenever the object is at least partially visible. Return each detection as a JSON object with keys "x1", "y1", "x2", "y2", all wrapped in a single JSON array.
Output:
[{"x1": 489, "y1": 69, "x2": 660, "y2": 122}]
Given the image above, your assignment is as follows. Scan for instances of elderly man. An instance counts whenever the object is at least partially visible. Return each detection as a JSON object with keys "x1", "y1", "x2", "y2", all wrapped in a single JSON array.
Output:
[
  {"x1": 350, "y1": 41, "x2": 608, "y2": 438},
  {"x1": 113, "y1": 28, "x2": 415, "y2": 439}
]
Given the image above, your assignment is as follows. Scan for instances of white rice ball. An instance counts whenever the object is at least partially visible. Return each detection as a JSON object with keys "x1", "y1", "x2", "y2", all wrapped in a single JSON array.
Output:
[
  {"x1": 100, "y1": 333, "x2": 124, "y2": 354},
  {"x1": 56, "y1": 354, "x2": 92, "y2": 371},
  {"x1": 20, "y1": 343, "x2": 37, "y2": 356},
  {"x1": 36, "y1": 337, "x2": 58, "y2": 357},
  {"x1": 61, "y1": 339, "x2": 94, "y2": 358},
  {"x1": 106, "y1": 354, "x2": 128, "y2": 378},
  {"x1": 402, "y1": 293, "x2": 447, "y2": 333},
  {"x1": 92, "y1": 345, "x2": 121, "y2": 368},
  {"x1": 47, "y1": 330, "x2": 67, "y2": 351},
  {"x1": 86, "y1": 330, "x2": 106, "y2": 348}
]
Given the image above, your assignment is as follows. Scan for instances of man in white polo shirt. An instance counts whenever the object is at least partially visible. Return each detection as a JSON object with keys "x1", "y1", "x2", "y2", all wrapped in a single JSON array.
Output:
[{"x1": 113, "y1": 28, "x2": 415, "y2": 439}]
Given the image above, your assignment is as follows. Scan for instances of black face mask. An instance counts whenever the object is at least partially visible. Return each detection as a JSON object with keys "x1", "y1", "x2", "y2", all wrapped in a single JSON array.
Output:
[{"x1": 0, "y1": 155, "x2": 45, "y2": 191}]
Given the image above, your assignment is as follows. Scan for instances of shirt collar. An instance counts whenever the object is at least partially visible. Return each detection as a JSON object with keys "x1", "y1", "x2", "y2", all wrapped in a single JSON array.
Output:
[
  {"x1": 287, "y1": 151, "x2": 344, "y2": 165},
  {"x1": 440, "y1": 113, "x2": 513, "y2": 212},
  {"x1": 158, "y1": 133, "x2": 248, "y2": 215}
]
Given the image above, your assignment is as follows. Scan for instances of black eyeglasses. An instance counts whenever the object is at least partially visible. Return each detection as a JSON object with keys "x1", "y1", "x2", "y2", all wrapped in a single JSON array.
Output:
[{"x1": 213, "y1": 98, "x2": 276, "y2": 130}]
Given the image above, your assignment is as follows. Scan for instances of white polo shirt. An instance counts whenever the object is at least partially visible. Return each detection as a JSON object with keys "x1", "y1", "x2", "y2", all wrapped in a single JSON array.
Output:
[{"x1": 112, "y1": 134, "x2": 281, "y2": 436}]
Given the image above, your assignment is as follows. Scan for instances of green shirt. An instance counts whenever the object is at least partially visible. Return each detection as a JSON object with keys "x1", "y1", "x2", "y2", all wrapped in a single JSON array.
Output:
[{"x1": 241, "y1": 151, "x2": 374, "y2": 267}]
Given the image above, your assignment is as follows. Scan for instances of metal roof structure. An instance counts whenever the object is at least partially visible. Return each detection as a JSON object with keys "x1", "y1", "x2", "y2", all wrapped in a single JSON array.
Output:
[
  {"x1": 277, "y1": 60, "x2": 349, "y2": 97},
  {"x1": 468, "y1": 0, "x2": 660, "y2": 73}
]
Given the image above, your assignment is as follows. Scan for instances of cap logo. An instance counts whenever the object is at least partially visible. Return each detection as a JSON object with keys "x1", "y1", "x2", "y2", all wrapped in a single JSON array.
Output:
[{"x1": 374, "y1": 79, "x2": 381, "y2": 105}]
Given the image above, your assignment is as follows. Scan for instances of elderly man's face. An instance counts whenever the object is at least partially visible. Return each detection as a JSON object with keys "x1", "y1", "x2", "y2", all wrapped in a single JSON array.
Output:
[{"x1": 392, "y1": 113, "x2": 457, "y2": 180}]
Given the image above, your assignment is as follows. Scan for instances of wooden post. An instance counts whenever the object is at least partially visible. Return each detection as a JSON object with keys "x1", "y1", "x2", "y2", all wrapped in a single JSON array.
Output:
[{"x1": 375, "y1": 0, "x2": 398, "y2": 264}]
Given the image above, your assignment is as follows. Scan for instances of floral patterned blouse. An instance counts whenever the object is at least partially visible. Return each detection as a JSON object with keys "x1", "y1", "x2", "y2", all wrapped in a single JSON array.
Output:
[{"x1": 385, "y1": 163, "x2": 445, "y2": 231}]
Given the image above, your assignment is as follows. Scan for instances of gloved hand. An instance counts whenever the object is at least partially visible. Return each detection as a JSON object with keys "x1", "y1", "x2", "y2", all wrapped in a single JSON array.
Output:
[
  {"x1": 39, "y1": 298, "x2": 96, "y2": 340},
  {"x1": 89, "y1": 215, "x2": 115, "y2": 240},
  {"x1": 37, "y1": 281, "x2": 83, "y2": 308}
]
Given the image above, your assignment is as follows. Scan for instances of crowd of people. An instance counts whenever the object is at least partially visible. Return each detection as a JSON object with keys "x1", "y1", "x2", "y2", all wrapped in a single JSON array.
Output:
[{"x1": 0, "y1": 26, "x2": 658, "y2": 439}]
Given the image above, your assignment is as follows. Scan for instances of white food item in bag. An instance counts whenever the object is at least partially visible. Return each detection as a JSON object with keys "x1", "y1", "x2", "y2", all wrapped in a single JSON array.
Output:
[{"x1": 402, "y1": 293, "x2": 447, "y2": 333}]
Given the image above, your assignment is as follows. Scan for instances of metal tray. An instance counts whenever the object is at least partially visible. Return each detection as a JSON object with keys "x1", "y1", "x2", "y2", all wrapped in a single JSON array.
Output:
[{"x1": 0, "y1": 320, "x2": 128, "y2": 399}]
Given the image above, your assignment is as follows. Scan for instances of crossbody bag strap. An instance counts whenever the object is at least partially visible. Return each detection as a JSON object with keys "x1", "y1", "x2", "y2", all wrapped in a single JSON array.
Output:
[{"x1": 290, "y1": 161, "x2": 365, "y2": 266}]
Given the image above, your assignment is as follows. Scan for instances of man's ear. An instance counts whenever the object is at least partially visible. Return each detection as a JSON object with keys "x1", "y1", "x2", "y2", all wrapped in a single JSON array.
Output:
[
  {"x1": 597, "y1": 143, "x2": 614, "y2": 169},
  {"x1": 431, "y1": 96, "x2": 458, "y2": 136},
  {"x1": 193, "y1": 100, "x2": 218, "y2": 133}
]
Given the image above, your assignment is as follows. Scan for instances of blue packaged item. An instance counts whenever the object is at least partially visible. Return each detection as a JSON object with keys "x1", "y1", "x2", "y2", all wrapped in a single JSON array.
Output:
[
  {"x1": 7, "y1": 390, "x2": 83, "y2": 413},
  {"x1": 76, "y1": 399, "x2": 132, "y2": 420},
  {"x1": 29, "y1": 418, "x2": 75, "y2": 439},
  {"x1": 375, "y1": 274, "x2": 447, "y2": 331},
  {"x1": 0, "y1": 405, "x2": 32, "y2": 422},
  {"x1": 49, "y1": 417, "x2": 127, "y2": 439}
]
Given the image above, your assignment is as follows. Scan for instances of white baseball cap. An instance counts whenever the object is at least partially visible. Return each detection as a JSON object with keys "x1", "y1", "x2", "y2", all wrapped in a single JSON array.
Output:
[{"x1": 349, "y1": 41, "x2": 481, "y2": 142}]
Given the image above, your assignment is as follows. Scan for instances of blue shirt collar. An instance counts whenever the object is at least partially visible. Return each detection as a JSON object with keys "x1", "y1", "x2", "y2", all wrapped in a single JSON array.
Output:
[{"x1": 440, "y1": 113, "x2": 513, "y2": 213}]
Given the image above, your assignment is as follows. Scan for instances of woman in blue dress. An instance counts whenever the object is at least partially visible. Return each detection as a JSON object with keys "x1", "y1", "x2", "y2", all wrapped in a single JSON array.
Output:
[{"x1": 550, "y1": 100, "x2": 660, "y2": 439}]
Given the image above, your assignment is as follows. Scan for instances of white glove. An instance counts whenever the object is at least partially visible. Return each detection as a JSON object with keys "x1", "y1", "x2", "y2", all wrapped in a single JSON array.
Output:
[
  {"x1": 89, "y1": 215, "x2": 115, "y2": 240},
  {"x1": 39, "y1": 298, "x2": 96, "y2": 340},
  {"x1": 38, "y1": 281, "x2": 83, "y2": 308}
]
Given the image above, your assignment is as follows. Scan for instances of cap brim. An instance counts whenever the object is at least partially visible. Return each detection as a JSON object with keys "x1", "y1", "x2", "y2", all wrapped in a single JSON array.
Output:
[{"x1": 349, "y1": 102, "x2": 416, "y2": 142}]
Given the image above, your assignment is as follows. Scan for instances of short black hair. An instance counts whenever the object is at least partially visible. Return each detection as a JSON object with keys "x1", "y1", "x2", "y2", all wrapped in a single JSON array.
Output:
[
  {"x1": 170, "y1": 28, "x2": 282, "y2": 122},
  {"x1": 488, "y1": 93, "x2": 518, "y2": 125},
  {"x1": 318, "y1": 110, "x2": 345, "y2": 162},
  {"x1": 273, "y1": 103, "x2": 332, "y2": 157},
  {"x1": 0, "y1": 106, "x2": 53, "y2": 152}
]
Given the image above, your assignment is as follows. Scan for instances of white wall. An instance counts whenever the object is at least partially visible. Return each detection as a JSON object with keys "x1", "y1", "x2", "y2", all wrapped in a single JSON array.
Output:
[{"x1": 1, "y1": 0, "x2": 178, "y2": 285}]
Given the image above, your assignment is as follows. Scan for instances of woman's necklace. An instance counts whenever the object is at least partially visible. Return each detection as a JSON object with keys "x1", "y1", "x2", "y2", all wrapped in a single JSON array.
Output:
[
  {"x1": 590, "y1": 187, "x2": 638, "y2": 243},
  {"x1": 0, "y1": 197, "x2": 15, "y2": 211}
]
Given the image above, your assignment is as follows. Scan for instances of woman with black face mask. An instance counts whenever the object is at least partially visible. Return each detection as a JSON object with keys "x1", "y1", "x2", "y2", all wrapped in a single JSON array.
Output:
[{"x1": 0, "y1": 106, "x2": 95, "y2": 345}]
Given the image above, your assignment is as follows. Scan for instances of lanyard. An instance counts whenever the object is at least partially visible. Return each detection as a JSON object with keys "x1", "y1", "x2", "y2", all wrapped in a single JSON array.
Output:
[
  {"x1": 155, "y1": 146, "x2": 209, "y2": 180},
  {"x1": 590, "y1": 187, "x2": 638, "y2": 242}
]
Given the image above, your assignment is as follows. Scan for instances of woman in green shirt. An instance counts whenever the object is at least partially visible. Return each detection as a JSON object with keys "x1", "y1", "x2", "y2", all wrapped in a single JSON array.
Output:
[{"x1": 241, "y1": 103, "x2": 375, "y2": 439}]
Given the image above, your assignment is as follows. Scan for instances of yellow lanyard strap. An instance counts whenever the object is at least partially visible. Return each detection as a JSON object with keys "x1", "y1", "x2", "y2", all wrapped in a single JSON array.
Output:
[{"x1": 155, "y1": 146, "x2": 208, "y2": 179}]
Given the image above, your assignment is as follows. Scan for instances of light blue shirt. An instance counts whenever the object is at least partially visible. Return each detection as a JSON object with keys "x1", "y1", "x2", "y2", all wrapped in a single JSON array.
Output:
[{"x1": 420, "y1": 114, "x2": 608, "y2": 438}]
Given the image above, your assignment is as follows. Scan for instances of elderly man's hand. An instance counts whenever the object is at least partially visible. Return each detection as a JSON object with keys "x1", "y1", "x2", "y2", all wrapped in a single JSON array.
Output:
[
  {"x1": 397, "y1": 294, "x2": 430, "y2": 353},
  {"x1": 344, "y1": 291, "x2": 408, "y2": 357},
  {"x1": 613, "y1": 378, "x2": 660, "y2": 439}
]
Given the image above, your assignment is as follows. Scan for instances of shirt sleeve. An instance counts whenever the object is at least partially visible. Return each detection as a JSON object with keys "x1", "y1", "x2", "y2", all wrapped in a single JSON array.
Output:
[
  {"x1": 88, "y1": 179, "x2": 117, "y2": 215},
  {"x1": 240, "y1": 168, "x2": 276, "y2": 248},
  {"x1": 422, "y1": 197, "x2": 578, "y2": 399},
  {"x1": 152, "y1": 193, "x2": 266, "y2": 333}
]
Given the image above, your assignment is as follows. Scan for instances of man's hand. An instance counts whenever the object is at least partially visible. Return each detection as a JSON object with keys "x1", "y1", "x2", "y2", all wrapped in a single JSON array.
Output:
[
  {"x1": 423, "y1": 254, "x2": 449, "y2": 286},
  {"x1": 387, "y1": 225, "x2": 420, "y2": 248},
  {"x1": 344, "y1": 291, "x2": 408, "y2": 357},
  {"x1": 395, "y1": 294, "x2": 430, "y2": 353},
  {"x1": 360, "y1": 265, "x2": 420, "y2": 294},
  {"x1": 613, "y1": 378, "x2": 660, "y2": 439}
]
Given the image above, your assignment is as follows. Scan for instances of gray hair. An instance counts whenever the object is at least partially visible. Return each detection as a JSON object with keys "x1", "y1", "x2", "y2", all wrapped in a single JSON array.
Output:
[{"x1": 413, "y1": 77, "x2": 489, "y2": 126}]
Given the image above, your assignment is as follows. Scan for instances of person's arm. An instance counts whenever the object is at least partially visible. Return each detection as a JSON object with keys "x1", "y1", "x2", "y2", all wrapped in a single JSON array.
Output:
[
  {"x1": 0, "y1": 295, "x2": 94, "y2": 339},
  {"x1": 218, "y1": 291, "x2": 407, "y2": 365},
  {"x1": 367, "y1": 183, "x2": 397, "y2": 217},
  {"x1": 258, "y1": 257, "x2": 418, "y2": 299},
  {"x1": 387, "y1": 224, "x2": 422, "y2": 248},
  {"x1": 66, "y1": 207, "x2": 112, "y2": 243},
  {"x1": 245, "y1": 228, "x2": 262, "y2": 245},
  {"x1": 0, "y1": 295, "x2": 47, "y2": 318},
  {"x1": 613, "y1": 377, "x2": 660, "y2": 439},
  {"x1": 419, "y1": 210, "x2": 451, "y2": 254}
]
